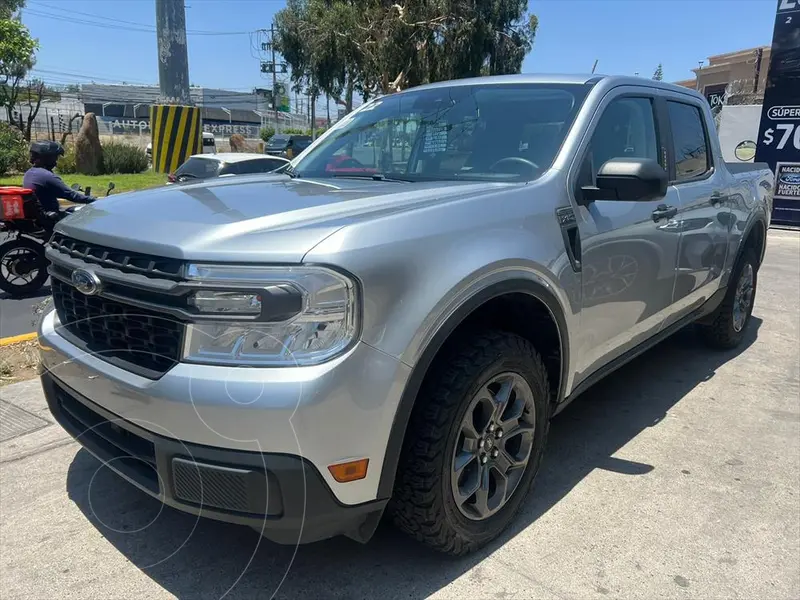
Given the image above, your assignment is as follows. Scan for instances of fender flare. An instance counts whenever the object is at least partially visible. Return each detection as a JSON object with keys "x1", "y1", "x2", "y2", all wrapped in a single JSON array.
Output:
[
  {"x1": 737, "y1": 214, "x2": 768, "y2": 268},
  {"x1": 376, "y1": 278, "x2": 570, "y2": 499}
]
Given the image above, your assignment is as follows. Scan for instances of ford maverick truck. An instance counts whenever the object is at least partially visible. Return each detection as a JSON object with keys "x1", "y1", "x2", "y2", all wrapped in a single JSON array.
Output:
[{"x1": 38, "y1": 74, "x2": 772, "y2": 555}]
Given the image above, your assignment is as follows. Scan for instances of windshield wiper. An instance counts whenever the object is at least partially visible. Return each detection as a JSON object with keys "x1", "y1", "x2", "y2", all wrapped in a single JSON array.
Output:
[
  {"x1": 331, "y1": 172, "x2": 411, "y2": 183},
  {"x1": 281, "y1": 163, "x2": 298, "y2": 178}
]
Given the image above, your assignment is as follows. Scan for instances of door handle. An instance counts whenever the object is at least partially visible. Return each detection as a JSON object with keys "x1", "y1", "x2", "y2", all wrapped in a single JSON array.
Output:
[
  {"x1": 710, "y1": 192, "x2": 725, "y2": 208},
  {"x1": 651, "y1": 204, "x2": 677, "y2": 222}
]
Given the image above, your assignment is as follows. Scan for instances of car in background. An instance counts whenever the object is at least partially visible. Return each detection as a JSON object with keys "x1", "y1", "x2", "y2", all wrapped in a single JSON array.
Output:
[
  {"x1": 147, "y1": 132, "x2": 217, "y2": 162},
  {"x1": 264, "y1": 134, "x2": 312, "y2": 159},
  {"x1": 167, "y1": 153, "x2": 289, "y2": 184}
]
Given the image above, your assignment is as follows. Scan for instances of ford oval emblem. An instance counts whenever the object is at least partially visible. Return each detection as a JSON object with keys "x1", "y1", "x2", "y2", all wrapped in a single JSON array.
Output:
[{"x1": 71, "y1": 269, "x2": 102, "y2": 296}]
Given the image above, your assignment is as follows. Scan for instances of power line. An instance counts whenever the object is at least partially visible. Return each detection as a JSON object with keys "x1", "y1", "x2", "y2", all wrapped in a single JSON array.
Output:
[{"x1": 23, "y1": 5, "x2": 254, "y2": 36}]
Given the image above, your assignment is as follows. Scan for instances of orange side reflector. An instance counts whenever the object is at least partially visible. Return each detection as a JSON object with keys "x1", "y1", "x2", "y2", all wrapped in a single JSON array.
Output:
[{"x1": 328, "y1": 458, "x2": 369, "y2": 483}]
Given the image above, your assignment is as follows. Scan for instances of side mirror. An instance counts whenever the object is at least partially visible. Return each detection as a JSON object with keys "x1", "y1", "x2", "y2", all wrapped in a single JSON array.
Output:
[
  {"x1": 580, "y1": 157, "x2": 668, "y2": 204},
  {"x1": 734, "y1": 140, "x2": 757, "y2": 162}
]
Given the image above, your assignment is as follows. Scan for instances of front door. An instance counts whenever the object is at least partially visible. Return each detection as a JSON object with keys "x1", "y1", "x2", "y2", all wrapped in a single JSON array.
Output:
[{"x1": 571, "y1": 89, "x2": 682, "y2": 381}]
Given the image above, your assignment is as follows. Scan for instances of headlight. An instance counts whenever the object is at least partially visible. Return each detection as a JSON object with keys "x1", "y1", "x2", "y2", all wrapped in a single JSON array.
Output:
[{"x1": 182, "y1": 264, "x2": 359, "y2": 366}]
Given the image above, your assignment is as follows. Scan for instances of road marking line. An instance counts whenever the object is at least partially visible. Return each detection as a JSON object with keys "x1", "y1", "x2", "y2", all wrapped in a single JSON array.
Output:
[{"x1": 0, "y1": 332, "x2": 37, "y2": 346}]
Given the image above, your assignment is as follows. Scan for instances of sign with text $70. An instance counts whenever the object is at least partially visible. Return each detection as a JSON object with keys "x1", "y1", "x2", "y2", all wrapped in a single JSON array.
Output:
[{"x1": 763, "y1": 123, "x2": 800, "y2": 151}]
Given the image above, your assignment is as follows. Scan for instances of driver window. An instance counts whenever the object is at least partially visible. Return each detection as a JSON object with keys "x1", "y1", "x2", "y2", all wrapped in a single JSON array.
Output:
[{"x1": 580, "y1": 97, "x2": 660, "y2": 186}]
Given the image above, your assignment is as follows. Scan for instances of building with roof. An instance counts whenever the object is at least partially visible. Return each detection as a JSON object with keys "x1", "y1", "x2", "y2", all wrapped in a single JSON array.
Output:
[{"x1": 674, "y1": 46, "x2": 771, "y2": 108}]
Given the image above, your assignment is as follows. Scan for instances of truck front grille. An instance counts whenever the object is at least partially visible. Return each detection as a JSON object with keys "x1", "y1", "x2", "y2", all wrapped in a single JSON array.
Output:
[
  {"x1": 52, "y1": 278, "x2": 183, "y2": 378},
  {"x1": 50, "y1": 233, "x2": 183, "y2": 280}
]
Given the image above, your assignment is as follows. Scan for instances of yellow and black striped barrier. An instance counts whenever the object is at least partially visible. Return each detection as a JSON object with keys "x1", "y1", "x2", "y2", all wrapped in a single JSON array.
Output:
[{"x1": 149, "y1": 105, "x2": 202, "y2": 174}]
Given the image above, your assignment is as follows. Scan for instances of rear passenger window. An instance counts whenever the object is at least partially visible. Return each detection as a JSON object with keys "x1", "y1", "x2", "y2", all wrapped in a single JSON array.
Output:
[{"x1": 667, "y1": 101, "x2": 710, "y2": 181}]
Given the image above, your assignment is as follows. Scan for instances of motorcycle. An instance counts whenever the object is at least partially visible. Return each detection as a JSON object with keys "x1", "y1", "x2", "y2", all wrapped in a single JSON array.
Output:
[{"x1": 0, "y1": 182, "x2": 115, "y2": 298}]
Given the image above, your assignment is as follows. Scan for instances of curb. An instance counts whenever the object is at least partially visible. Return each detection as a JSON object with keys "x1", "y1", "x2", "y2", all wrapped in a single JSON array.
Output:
[{"x1": 0, "y1": 332, "x2": 37, "y2": 346}]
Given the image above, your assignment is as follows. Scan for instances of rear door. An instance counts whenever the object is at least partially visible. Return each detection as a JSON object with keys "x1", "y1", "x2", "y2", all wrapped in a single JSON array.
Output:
[
  {"x1": 659, "y1": 94, "x2": 732, "y2": 322},
  {"x1": 570, "y1": 86, "x2": 682, "y2": 380}
]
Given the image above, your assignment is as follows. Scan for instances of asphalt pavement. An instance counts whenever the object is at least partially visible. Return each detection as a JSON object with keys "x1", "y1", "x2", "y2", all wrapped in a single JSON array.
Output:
[
  {"x1": 0, "y1": 232, "x2": 50, "y2": 339},
  {"x1": 0, "y1": 229, "x2": 798, "y2": 599}
]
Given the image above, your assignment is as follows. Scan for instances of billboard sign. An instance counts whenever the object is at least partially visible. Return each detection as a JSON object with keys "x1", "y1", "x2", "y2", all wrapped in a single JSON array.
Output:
[
  {"x1": 704, "y1": 84, "x2": 728, "y2": 109},
  {"x1": 754, "y1": 0, "x2": 800, "y2": 224},
  {"x1": 97, "y1": 116, "x2": 263, "y2": 139}
]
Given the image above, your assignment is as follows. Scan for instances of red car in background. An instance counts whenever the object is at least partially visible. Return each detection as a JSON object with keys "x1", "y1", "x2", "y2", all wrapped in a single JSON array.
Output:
[{"x1": 324, "y1": 155, "x2": 379, "y2": 174}]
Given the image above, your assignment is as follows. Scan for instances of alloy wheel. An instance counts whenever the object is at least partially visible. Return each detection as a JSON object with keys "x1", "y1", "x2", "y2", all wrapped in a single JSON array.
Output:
[{"x1": 451, "y1": 372, "x2": 536, "y2": 521}]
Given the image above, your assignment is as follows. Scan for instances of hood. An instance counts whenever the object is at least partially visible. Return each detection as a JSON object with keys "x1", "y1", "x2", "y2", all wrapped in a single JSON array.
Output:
[{"x1": 56, "y1": 174, "x2": 515, "y2": 263}]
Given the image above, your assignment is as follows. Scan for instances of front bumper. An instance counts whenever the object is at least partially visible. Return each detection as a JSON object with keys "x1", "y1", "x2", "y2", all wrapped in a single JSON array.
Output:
[
  {"x1": 38, "y1": 309, "x2": 411, "y2": 509},
  {"x1": 41, "y1": 372, "x2": 386, "y2": 544}
]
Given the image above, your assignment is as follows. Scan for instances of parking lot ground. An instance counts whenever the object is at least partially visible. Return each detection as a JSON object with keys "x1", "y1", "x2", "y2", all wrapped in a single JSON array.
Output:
[{"x1": 1, "y1": 229, "x2": 798, "y2": 599}]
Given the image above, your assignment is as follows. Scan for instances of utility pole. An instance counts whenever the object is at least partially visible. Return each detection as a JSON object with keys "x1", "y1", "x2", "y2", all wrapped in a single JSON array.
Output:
[
  {"x1": 151, "y1": 0, "x2": 200, "y2": 174},
  {"x1": 155, "y1": 0, "x2": 190, "y2": 104},
  {"x1": 270, "y1": 24, "x2": 279, "y2": 132},
  {"x1": 696, "y1": 61, "x2": 704, "y2": 92},
  {"x1": 310, "y1": 76, "x2": 316, "y2": 140}
]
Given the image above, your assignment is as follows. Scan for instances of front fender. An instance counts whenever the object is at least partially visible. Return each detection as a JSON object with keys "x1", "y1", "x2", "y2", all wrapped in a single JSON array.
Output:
[{"x1": 371, "y1": 274, "x2": 572, "y2": 500}]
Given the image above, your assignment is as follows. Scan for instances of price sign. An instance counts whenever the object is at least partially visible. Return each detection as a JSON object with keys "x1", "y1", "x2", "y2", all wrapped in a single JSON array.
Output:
[
  {"x1": 755, "y1": 0, "x2": 800, "y2": 224},
  {"x1": 762, "y1": 123, "x2": 800, "y2": 150}
]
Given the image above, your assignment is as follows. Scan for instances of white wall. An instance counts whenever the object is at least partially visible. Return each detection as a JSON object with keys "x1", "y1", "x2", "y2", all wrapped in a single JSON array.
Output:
[{"x1": 717, "y1": 104, "x2": 762, "y2": 162}]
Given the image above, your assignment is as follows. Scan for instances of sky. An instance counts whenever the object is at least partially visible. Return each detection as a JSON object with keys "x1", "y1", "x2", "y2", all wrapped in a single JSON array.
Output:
[{"x1": 19, "y1": 0, "x2": 780, "y2": 106}]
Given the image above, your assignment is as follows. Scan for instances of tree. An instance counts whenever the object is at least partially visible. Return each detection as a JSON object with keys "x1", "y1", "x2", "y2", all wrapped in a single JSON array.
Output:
[
  {"x1": 652, "y1": 63, "x2": 663, "y2": 81},
  {"x1": 274, "y1": 0, "x2": 538, "y2": 111},
  {"x1": 16, "y1": 77, "x2": 45, "y2": 141},
  {"x1": 1, "y1": 0, "x2": 25, "y2": 19},
  {"x1": 0, "y1": 18, "x2": 39, "y2": 136}
]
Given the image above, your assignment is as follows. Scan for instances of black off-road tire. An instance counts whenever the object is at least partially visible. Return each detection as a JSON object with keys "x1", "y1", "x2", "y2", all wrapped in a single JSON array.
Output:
[
  {"x1": 389, "y1": 330, "x2": 550, "y2": 555},
  {"x1": 0, "y1": 237, "x2": 48, "y2": 298},
  {"x1": 697, "y1": 249, "x2": 758, "y2": 350}
]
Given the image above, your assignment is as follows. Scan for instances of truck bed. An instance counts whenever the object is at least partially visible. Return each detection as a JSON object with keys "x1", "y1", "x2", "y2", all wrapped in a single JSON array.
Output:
[{"x1": 725, "y1": 161, "x2": 771, "y2": 175}]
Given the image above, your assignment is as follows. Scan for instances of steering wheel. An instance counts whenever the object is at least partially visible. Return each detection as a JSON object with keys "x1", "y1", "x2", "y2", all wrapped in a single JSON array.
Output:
[{"x1": 488, "y1": 156, "x2": 539, "y2": 176}]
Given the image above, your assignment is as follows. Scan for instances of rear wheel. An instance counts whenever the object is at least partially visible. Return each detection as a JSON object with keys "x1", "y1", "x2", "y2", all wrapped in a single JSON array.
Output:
[
  {"x1": 697, "y1": 249, "x2": 758, "y2": 349},
  {"x1": 390, "y1": 330, "x2": 550, "y2": 555},
  {"x1": 0, "y1": 237, "x2": 48, "y2": 298}
]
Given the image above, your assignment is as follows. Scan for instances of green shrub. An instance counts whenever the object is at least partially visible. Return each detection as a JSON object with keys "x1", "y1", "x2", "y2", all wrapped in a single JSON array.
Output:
[
  {"x1": 57, "y1": 145, "x2": 77, "y2": 174},
  {"x1": 0, "y1": 123, "x2": 29, "y2": 176},
  {"x1": 101, "y1": 141, "x2": 148, "y2": 174},
  {"x1": 259, "y1": 126, "x2": 275, "y2": 142}
]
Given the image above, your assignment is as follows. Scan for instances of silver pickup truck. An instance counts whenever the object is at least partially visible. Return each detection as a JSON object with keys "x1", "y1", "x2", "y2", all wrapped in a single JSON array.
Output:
[{"x1": 38, "y1": 74, "x2": 773, "y2": 556}]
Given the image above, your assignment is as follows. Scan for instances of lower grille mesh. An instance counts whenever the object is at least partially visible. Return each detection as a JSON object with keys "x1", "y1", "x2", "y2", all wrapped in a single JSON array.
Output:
[{"x1": 52, "y1": 278, "x2": 183, "y2": 377}]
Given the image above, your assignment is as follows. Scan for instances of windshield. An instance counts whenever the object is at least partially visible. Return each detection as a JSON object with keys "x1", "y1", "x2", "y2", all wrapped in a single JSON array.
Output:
[
  {"x1": 175, "y1": 157, "x2": 221, "y2": 179},
  {"x1": 292, "y1": 83, "x2": 590, "y2": 182},
  {"x1": 267, "y1": 135, "x2": 290, "y2": 150}
]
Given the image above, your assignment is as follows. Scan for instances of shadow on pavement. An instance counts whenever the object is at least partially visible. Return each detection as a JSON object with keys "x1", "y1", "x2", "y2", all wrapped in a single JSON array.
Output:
[
  {"x1": 65, "y1": 319, "x2": 761, "y2": 599},
  {"x1": 0, "y1": 283, "x2": 51, "y2": 302}
]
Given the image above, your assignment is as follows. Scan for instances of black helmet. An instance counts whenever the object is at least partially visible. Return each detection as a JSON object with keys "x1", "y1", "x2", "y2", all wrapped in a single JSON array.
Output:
[{"x1": 30, "y1": 140, "x2": 65, "y2": 157}]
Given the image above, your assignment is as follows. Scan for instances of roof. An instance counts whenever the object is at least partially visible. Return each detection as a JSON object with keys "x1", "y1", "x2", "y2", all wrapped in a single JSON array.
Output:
[
  {"x1": 408, "y1": 73, "x2": 599, "y2": 92},
  {"x1": 402, "y1": 73, "x2": 704, "y2": 100},
  {"x1": 190, "y1": 153, "x2": 283, "y2": 163}
]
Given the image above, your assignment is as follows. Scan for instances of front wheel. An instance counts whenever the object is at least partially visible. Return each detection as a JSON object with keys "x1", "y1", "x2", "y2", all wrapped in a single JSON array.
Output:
[
  {"x1": 390, "y1": 330, "x2": 550, "y2": 555},
  {"x1": 0, "y1": 237, "x2": 49, "y2": 298}
]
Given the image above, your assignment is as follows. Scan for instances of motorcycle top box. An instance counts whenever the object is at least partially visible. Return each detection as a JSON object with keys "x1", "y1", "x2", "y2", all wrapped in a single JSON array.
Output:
[{"x1": 0, "y1": 187, "x2": 36, "y2": 221}]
